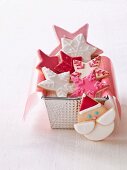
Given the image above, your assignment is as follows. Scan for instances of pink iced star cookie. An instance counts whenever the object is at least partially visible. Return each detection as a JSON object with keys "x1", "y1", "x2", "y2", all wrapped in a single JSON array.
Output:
[
  {"x1": 72, "y1": 56, "x2": 109, "y2": 79},
  {"x1": 54, "y1": 51, "x2": 82, "y2": 74},
  {"x1": 50, "y1": 24, "x2": 103, "y2": 58},
  {"x1": 36, "y1": 50, "x2": 59, "y2": 73},
  {"x1": 38, "y1": 67, "x2": 74, "y2": 97},
  {"x1": 70, "y1": 70, "x2": 109, "y2": 98}
]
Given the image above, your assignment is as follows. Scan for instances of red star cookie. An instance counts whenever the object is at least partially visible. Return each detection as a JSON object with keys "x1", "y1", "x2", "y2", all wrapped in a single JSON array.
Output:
[
  {"x1": 36, "y1": 49, "x2": 59, "y2": 73},
  {"x1": 70, "y1": 70, "x2": 109, "y2": 98},
  {"x1": 50, "y1": 24, "x2": 103, "y2": 57},
  {"x1": 54, "y1": 51, "x2": 82, "y2": 74}
]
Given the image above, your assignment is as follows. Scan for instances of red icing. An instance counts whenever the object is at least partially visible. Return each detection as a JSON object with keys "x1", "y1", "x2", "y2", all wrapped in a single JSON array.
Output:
[
  {"x1": 36, "y1": 49, "x2": 59, "y2": 73},
  {"x1": 54, "y1": 51, "x2": 82, "y2": 73},
  {"x1": 80, "y1": 95, "x2": 98, "y2": 111}
]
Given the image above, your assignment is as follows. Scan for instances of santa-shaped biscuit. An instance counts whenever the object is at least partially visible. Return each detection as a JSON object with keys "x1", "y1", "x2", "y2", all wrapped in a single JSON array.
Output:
[{"x1": 74, "y1": 94, "x2": 116, "y2": 141}]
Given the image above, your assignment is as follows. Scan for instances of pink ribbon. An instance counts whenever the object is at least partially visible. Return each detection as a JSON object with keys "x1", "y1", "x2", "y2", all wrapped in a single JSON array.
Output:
[{"x1": 100, "y1": 56, "x2": 121, "y2": 118}]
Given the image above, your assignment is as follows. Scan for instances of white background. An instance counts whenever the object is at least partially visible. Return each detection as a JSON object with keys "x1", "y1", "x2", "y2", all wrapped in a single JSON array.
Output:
[{"x1": 0, "y1": 0, "x2": 127, "y2": 170}]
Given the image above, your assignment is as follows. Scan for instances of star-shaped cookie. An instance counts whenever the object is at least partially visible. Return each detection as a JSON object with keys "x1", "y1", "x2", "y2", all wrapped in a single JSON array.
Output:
[
  {"x1": 54, "y1": 51, "x2": 82, "y2": 74},
  {"x1": 50, "y1": 24, "x2": 103, "y2": 57},
  {"x1": 61, "y1": 34, "x2": 97, "y2": 62},
  {"x1": 72, "y1": 56, "x2": 109, "y2": 79},
  {"x1": 70, "y1": 70, "x2": 109, "y2": 98},
  {"x1": 36, "y1": 50, "x2": 59, "y2": 72},
  {"x1": 38, "y1": 67, "x2": 74, "y2": 97}
]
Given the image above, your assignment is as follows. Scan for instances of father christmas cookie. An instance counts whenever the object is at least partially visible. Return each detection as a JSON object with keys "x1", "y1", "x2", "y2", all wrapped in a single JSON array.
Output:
[{"x1": 74, "y1": 94, "x2": 116, "y2": 141}]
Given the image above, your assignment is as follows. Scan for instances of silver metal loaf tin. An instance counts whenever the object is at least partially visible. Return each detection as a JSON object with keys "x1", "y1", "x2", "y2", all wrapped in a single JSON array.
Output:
[{"x1": 42, "y1": 97, "x2": 81, "y2": 129}]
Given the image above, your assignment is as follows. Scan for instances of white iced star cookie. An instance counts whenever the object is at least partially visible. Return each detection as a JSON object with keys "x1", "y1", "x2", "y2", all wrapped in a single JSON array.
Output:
[
  {"x1": 38, "y1": 67, "x2": 74, "y2": 97},
  {"x1": 61, "y1": 34, "x2": 97, "y2": 62}
]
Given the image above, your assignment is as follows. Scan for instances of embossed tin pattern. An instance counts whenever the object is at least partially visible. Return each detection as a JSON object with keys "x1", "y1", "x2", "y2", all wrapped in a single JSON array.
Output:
[{"x1": 43, "y1": 97, "x2": 81, "y2": 128}]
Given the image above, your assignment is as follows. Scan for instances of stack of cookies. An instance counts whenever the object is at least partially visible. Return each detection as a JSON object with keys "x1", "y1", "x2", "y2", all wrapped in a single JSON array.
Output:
[
  {"x1": 36, "y1": 25, "x2": 110, "y2": 98},
  {"x1": 35, "y1": 24, "x2": 119, "y2": 141}
]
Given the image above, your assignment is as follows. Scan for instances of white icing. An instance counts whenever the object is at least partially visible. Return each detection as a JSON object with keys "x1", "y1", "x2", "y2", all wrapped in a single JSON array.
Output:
[
  {"x1": 74, "y1": 121, "x2": 95, "y2": 135},
  {"x1": 74, "y1": 61, "x2": 96, "y2": 78},
  {"x1": 97, "y1": 107, "x2": 115, "y2": 125},
  {"x1": 61, "y1": 34, "x2": 97, "y2": 62},
  {"x1": 79, "y1": 103, "x2": 101, "y2": 114},
  {"x1": 42, "y1": 67, "x2": 56, "y2": 79},
  {"x1": 39, "y1": 80, "x2": 54, "y2": 90},
  {"x1": 85, "y1": 122, "x2": 114, "y2": 141},
  {"x1": 38, "y1": 67, "x2": 74, "y2": 97},
  {"x1": 82, "y1": 93, "x2": 86, "y2": 97}
]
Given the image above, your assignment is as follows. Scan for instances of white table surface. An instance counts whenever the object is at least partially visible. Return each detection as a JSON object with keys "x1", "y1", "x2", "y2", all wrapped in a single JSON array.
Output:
[{"x1": 0, "y1": 0, "x2": 127, "y2": 170}]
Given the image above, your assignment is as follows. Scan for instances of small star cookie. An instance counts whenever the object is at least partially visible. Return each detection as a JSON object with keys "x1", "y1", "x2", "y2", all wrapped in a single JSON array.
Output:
[
  {"x1": 72, "y1": 56, "x2": 109, "y2": 79},
  {"x1": 61, "y1": 34, "x2": 97, "y2": 62},
  {"x1": 54, "y1": 51, "x2": 82, "y2": 74},
  {"x1": 38, "y1": 67, "x2": 74, "y2": 97}
]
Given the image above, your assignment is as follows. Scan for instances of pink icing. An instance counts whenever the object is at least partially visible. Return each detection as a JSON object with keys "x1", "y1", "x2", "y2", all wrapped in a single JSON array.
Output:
[{"x1": 71, "y1": 71, "x2": 109, "y2": 98}]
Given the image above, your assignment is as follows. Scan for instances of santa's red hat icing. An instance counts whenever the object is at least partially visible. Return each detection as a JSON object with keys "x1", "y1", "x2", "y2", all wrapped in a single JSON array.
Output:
[{"x1": 80, "y1": 94, "x2": 101, "y2": 114}]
